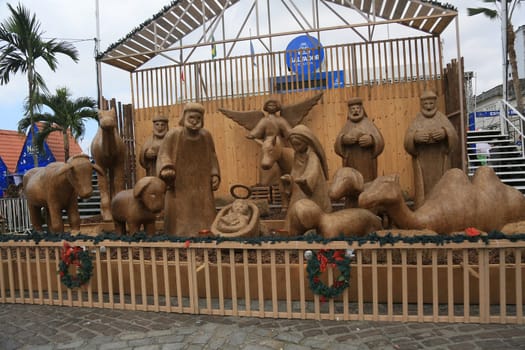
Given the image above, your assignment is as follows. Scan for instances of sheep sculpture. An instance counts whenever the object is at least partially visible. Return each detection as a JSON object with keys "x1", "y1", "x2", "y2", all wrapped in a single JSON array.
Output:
[{"x1": 111, "y1": 176, "x2": 167, "y2": 235}]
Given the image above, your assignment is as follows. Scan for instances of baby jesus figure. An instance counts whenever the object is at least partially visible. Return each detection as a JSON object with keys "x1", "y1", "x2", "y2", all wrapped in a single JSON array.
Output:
[{"x1": 216, "y1": 199, "x2": 251, "y2": 233}]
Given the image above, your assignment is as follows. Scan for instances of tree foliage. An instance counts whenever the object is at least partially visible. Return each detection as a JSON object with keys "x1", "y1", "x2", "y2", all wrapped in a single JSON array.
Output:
[
  {"x1": 0, "y1": 3, "x2": 79, "y2": 163},
  {"x1": 18, "y1": 87, "x2": 98, "y2": 161}
]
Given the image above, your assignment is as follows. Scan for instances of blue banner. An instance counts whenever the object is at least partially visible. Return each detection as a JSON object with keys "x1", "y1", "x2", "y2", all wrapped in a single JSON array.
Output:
[
  {"x1": 16, "y1": 124, "x2": 56, "y2": 174},
  {"x1": 0, "y1": 157, "x2": 7, "y2": 197},
  {"x1": 271, "y1": 70, "x2": 344, "y2": 93},
  {"x1": 468, "y1": 110, "x2": 518, "y2": 118}
]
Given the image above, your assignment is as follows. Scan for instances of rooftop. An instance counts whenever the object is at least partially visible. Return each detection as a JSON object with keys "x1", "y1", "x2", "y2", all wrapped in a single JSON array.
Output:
[{"x1": 0, "y1": 127, "x2": 84, "y2": 173}]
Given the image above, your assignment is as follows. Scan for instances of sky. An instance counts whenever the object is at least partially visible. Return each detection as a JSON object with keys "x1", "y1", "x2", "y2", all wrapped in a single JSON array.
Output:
[{"x1": 0, "y1": 0, "x2": 523, "y2": 154}]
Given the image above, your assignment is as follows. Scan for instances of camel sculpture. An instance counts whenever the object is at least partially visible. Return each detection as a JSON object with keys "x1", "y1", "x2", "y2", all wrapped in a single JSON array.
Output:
[
  {"x1": 358, "y1": 166, "x2": 525, "y2": 234},
  {"x1": 329, "y1": 166, "x2": 391, "y2": 227},
  {"x1": 91, "y1": 108, "x2": 127, "y2": 221},
  {"x1": 287, "y1": 198, "x2": 382, "y2": 238}
]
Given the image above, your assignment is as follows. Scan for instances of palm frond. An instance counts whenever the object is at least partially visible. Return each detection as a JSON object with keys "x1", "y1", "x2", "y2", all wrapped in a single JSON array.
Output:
[{"x1": 467, "y1": 7, "x2": 498, "y2": 19}]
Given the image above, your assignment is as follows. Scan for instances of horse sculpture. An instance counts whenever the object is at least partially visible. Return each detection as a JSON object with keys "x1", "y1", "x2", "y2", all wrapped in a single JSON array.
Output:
[
  {"x1": 358, "y1": 166, "x2": 525, "y2": 234},
  {"x1": 260, "y1": 135, "x2": 294, "y2": 210},
  {"x1": 91, "y1": 108, "x2": 127, "y2": 221}
]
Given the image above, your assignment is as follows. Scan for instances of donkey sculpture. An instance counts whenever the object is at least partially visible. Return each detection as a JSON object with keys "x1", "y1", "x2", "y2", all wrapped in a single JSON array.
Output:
[
  {"x1": 91, "y1": 108, "x2": 127, "y2": 221},
  {"x1": 260, "y1": 135, "x2": 294, "y2": 210}
]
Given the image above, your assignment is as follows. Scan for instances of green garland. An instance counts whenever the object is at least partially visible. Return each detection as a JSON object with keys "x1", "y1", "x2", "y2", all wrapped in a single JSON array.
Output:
[
  {"x1": 57, "y1": 242, "x2": 93, "y2": 289},
  {"x1": 306, "y1": 249, "x2": 351, "y2": 301}
]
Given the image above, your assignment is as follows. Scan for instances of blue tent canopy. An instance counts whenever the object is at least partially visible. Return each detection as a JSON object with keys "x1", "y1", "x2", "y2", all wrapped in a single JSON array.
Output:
[{"x1": 16, "y1": 124, "x2": 56, "y2": 175}]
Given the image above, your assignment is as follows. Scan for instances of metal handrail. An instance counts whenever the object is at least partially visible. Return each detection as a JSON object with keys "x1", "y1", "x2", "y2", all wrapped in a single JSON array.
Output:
[{"x1": 499, "y1": 99, "x2": 525, "y2": 158}]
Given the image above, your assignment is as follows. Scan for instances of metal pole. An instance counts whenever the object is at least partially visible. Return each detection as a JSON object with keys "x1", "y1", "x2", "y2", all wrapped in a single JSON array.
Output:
[
  {"x1": 501, "y1": 0, "x2": 508, "y2": 135},
  {"x1": 95, "y1": 0, "x2": 103, "y2": 109},
  {"x1": 455, "y1": 15, "x2": 467, "y2": 172}
]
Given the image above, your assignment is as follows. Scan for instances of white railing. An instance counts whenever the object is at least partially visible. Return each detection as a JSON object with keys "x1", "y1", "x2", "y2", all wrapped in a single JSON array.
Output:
[
  {"x1": 500, "y1": 99, "x2": 525, "y2": 158},
  {"x1": 0, "y1": 198, "x2": 31, "y2": 234}
]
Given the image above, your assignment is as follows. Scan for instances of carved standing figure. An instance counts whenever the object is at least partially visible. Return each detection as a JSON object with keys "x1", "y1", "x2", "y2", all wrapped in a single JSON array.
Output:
[
  {"x1": 334, "y1": 98, "x2": 384, "y2": 182},
  {"x1": 358, "y1": 166, "x2": 525, "y2": 234},
  {"x1": 139, "y1": 115, "x2": 169, "y2": 176},
  {"x1": 404, "y1": 90, "x2": 459, "y2": 208},
  {"x1": 23, "y1": 154, "x2": 104, "y2": 233},
  {"x1": 157, "y1": 103, "x2": 220, "y2": 236},
  {"x1": 281, "y1": 125, "x2": 331, "y2": 231},
  {"x1": 91, "y1": 108, "x2": 127, "y2": 221}
]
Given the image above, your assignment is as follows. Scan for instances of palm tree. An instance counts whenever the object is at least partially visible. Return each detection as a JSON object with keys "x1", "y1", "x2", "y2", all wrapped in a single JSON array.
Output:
[
  {"x1": 18, "y1": 87, "x2": 98, "y2": 161},
  {"x1": 0, "y1": 2, "x2": 79, "y2": 166},
  {"x1": 467, "y1": 1, "x2": 523, "y2": 116}
]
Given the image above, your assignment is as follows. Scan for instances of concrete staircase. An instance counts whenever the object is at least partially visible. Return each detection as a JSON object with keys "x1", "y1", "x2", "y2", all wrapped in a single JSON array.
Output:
[{"x1": 467, "y1": 129, "x2": 525, "y2": 193}]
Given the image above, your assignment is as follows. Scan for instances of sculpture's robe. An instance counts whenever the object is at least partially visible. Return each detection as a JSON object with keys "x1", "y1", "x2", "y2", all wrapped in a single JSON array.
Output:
[
  {"x1": 334, "y1": 117, "x2": 384, "y2": 182},
  {"x1": 284, "y1": 126, "x2": 332, "y2": 232},
  {"x1": 157, "y1": 127, "x2": 220, "y2": 236},
  {"x1": 404, "y1": 111, "x2": 458, "y2": 208},
  {"x1": 288, "y1": 149, "x2": 331, "y2": 214},
  {"x1": 139, "y1": 135, "x2": 163, "y2": 176}
]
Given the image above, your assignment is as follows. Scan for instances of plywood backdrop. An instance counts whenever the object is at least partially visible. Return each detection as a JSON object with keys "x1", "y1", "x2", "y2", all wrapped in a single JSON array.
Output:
[{"x1": 133, "y1": 80, "x2": 445, "y2": 200}]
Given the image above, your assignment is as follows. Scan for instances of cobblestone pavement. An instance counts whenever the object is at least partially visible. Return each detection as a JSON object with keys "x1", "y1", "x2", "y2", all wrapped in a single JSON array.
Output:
[{"x1": 1, "y1": 304, "x2": 525, "y2": 350}]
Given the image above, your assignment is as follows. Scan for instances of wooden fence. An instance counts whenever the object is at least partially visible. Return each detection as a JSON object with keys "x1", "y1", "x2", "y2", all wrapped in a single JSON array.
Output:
[
  {"x1": 130, "y1": 35, "x2": 443, "y2": 108},
  {"x1": 1, "y1": 239, "x2": 523, "y2": 324}
]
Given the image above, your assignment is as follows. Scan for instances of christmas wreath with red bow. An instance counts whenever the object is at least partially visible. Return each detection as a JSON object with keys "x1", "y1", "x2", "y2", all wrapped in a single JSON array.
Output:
[
  {"x1": 58, "y1": 241, "x2": 93, "y2": 289},
  {"x1": 306, "y1": 249, "x2": 351, "y2": 300}
]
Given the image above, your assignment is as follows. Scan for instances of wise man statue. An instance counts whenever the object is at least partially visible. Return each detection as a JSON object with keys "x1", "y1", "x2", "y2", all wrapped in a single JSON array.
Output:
[
  {"x1": 139, "y1": 115, "x2": 169, "y2": 176},
  {"x1": 404, "y1": 90, "x2": 459, "y2": 208},
  {"x1": 334, "y1": 98, "x2": 384, "y2": 183}
]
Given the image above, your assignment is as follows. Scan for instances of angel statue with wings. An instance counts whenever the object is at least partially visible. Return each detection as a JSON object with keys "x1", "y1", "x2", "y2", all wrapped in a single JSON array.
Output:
[
  {"x1": 218, "y1": 93, "x2": 323, "y2": 209},
  {"x1": 218, "y1": 92, "x2": 323, "y2": 146}
]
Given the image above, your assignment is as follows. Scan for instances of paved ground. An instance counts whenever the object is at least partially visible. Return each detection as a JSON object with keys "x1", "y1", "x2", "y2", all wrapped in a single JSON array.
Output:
[{"x1": 1, "y1": 304, "x2": 525, "y2": 350}]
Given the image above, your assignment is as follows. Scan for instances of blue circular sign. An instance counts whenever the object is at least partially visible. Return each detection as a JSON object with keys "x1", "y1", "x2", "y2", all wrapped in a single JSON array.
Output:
[{"x1": 285, "y1": 35, "x2": 324, "y2": 76}]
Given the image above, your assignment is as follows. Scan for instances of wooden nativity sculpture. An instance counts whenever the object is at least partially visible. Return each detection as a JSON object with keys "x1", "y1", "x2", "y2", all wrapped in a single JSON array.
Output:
[
  {"x1": 328, "y1": 166, "x2": 365, "y2": 209},
  {"x1": 91, "y1": 108, "x2": 127, "y2": 221},
  {"x1": 358, "y1": 166, "x2": 525, "y2": 234},
  {"x1": 211, "y1": 198, "x2": 260, "y2": 238},
  {"x1": 23, "y1": 154, "x2": 104, "y2": 233},
  {"x1": 287, "y1": 198, "x2": 382, "y2": 238},
  {"x1": 111, "y1": 176, "x2": 167, "y2": 236},
  {"x1": 218, "y1": 93, "x2": 323, "y2": 188}
]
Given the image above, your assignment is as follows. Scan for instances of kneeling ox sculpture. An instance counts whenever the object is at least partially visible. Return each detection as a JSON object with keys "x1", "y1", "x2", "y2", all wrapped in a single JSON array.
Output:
[{"x1": 23, "y1": 154, "x2": 104, "y2": 233}]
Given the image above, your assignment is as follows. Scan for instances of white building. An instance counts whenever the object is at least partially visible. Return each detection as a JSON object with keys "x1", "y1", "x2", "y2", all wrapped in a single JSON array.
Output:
[
  {"x1": 515, "y1": 25, "x2": 525, "y2": 80},
  {"x1": 470, "y1": 25, "x2": 525, "y2": 131}
]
